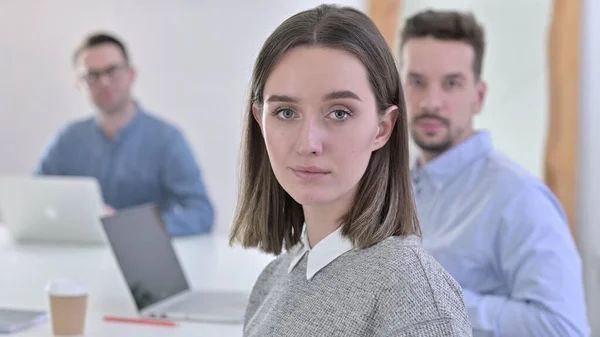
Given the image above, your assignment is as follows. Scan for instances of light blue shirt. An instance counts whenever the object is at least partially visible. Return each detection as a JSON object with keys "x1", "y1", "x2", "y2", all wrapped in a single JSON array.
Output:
[
  {"x1": 411, "y1": 131, "x2": 589, "y2": 336},
  {"x1": 35, "y1": 105, "x2": 215, "y2": 237}
]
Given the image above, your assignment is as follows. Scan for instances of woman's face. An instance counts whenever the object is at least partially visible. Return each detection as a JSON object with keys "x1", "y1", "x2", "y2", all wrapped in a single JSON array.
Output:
[{"x1": 254, "y1": 46, "x2": 396, "y2": 207}]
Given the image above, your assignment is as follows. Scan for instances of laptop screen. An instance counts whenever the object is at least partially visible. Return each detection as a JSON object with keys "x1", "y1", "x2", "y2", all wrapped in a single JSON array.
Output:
[{"x1": 100, "y1": 204, "x2": 190, "y2": 311}]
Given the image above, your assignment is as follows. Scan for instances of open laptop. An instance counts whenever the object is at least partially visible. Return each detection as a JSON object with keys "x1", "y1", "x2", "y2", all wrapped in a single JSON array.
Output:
[
  {"x1": 0, "y1": 175, "x2": 107, "y2": 245},
  {"x1": 100, "y1": 203, "x2": 249, "y2": 324}
]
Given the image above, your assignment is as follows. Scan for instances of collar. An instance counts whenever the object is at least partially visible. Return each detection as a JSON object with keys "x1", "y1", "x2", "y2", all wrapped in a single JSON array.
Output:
[
  {"x1": 288, "y1": 226, "x2": 354, "y2": 280},
  {"x1": 411, "y1": 130, "x2": 494, "y2": 190},
  {"x1": 94, "y1": 102, "x2": 144, "y2": 142}
]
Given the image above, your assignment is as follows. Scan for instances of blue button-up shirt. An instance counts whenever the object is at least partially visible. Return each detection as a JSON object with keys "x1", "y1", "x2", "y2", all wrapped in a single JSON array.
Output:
[
  {"x1": 411, "y1": 131, "x2": 589, "y2": 336},
  {"x1": 34, "y1": 106, "x2": 214, "y2": 237}
]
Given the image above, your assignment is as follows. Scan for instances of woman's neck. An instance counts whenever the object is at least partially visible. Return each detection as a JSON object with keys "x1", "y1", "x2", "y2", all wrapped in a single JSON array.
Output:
[{"x1": 303, "y1": 198, "x2": 350, "y2": 248}]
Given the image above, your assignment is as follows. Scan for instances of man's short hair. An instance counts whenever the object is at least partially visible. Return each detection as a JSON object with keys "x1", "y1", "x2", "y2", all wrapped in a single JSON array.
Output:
[
  {"x1": 72, "y1": 32, "x2": 129, "y2": 66},
  {"x1": 400, "y1": 10, "x2": 486, "y2": 79}
]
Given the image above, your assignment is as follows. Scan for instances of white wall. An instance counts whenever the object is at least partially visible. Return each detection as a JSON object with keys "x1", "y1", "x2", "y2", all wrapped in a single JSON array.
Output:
[
  {"x1": 579, "y1": 0, "x2": 600, "y2": 334},
  {"x1": 0, "y1": 0, "x2": 364, "y2": 234},
  {"x1": 403, "y1": 0, "x2": 551, "y2": 178}
]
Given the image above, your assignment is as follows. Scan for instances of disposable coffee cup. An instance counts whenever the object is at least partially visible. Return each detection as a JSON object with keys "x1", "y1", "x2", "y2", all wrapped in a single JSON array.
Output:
[{"x1": 45, "y1": 279, "x2": 88, "y2": 336}]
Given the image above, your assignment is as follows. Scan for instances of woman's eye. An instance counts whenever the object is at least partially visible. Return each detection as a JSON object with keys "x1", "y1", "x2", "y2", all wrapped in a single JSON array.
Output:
[
  {"x1": 410, "y1": 78, "x2": 424, "y2": 87},
  {"x1": 330, "y1": 109, "x2": 351, "y2": 120},
  {"x1": 276, "y1": 108, "x2": 295, "y2": 119}
]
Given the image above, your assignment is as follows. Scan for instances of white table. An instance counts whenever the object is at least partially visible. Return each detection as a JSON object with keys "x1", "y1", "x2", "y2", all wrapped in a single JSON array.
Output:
[{"x1": 0, "y1": 228, "x2": 274, "y2": 336}]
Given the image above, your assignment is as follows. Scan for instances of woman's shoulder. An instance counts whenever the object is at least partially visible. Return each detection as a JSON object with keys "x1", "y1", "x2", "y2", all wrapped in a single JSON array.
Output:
[
  {"x1": 364, "y1": 235, "x2": 440, "y2": 267},
  {"x1": 358, "y1": 234, "x2": 426, "y2": 269},
  {"x1": 244, "y1": 251, "x2": 294, "y2": 316},
  {"x1": 364, "y1": 235, "x2": 463, "y2": 295},
  {"x1": 252, "y1": 251, "x2": 294, "y2": 287},
  {"x1": 360, "y1": 236, "x2": 471, "y2": 334}
]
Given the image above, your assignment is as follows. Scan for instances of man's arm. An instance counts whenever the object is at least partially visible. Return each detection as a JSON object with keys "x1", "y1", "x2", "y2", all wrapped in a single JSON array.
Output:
[
  {"x1": 159, "y1": 131, "x2": 215, "y2": 237},
  {"x1": 464, "y1": 185, "x2": 590, "y2": 337},
  {"x1": 34, "y1": 129, "x2": 65, "y2": 175}
]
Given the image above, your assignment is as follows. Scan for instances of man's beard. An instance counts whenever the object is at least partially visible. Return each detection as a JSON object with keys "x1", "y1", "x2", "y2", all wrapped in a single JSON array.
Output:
[
  {"x1": 410, "y1": 113, "x2": 453, "y2": 154},
  {"x1": 412, "y1": 131, "x2": 453, "y2": 154}
]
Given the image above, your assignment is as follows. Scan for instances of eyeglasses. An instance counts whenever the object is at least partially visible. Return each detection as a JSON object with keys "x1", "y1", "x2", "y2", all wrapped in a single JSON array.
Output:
[{"x1": 79, "y1": 64, "x2": 129, "y2": 84}]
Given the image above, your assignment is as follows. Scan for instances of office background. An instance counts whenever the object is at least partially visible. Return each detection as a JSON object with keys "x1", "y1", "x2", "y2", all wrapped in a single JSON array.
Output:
[
  {"x1": 0, "y1": 0, "x2": 598, "y2": 333},
  {"x1": 0, "y1": 0, "x2": 551, "y2": 234}
]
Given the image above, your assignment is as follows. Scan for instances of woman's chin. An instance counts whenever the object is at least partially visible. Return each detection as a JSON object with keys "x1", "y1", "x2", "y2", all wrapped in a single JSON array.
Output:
[{"x1": 288, "y1": 191, "x2": 335, "y2": 207}]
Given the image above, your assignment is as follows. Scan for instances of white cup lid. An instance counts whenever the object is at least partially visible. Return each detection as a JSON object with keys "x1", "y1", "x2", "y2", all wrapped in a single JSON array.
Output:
[{"x1": 45, "y1": 279, "x2": 88, "y2": 297}]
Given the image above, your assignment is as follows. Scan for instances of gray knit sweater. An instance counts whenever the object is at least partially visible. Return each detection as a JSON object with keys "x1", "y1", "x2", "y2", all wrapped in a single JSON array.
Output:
[{"x1": 243, "y1": 235, "x2": 472, "y2": 336}]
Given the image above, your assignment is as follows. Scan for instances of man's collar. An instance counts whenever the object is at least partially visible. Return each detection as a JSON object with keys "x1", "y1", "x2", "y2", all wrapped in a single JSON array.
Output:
[
  {"x1": 411, "y1": 130, "x2": 494, "y2": 190},
  {"x1": 94, "y1": 102, "x2": 144, "y2": 141},
  {"x1": 288, "y1": 226, "x2": 354, "y2": 280}
]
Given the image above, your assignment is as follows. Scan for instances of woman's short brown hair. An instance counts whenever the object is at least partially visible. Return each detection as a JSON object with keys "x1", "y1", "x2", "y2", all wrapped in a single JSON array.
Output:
[{"x1": 229, "y1": 4, "x2": 420, "y2": 255}]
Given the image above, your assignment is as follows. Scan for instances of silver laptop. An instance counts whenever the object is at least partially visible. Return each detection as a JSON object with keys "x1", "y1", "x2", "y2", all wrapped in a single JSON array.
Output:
[
  {"x1": 0, "y1": 175, "x2": 107, "y2": 245},
  {"x1": 100, "y1": 203, "x2": 249, "y2": 324}
]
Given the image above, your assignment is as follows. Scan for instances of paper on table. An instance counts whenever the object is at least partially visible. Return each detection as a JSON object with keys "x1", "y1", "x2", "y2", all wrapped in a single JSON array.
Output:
[{"x1": 0, "y1": 308, "x2": 48, "y2": 334}]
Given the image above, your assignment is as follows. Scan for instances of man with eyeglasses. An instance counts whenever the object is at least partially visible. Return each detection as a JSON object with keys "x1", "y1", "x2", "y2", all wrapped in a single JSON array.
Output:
[{"x1": 34, "y1": 32, "x2": 215, "y2": 237}]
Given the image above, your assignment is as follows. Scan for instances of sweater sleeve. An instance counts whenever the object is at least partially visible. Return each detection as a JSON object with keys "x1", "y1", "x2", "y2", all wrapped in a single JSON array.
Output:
[
  {"x1": 374, "y1": 246, "x2": 473, "y2": 336},
  {"x1": 393, "y1": 317, "x2": 471, "y2": 336}
]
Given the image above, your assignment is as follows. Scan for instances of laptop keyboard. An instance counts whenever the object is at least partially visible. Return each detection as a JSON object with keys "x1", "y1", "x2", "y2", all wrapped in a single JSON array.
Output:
[{"x1": 167, "y1": 291, "x2": 249, "y2": 315}]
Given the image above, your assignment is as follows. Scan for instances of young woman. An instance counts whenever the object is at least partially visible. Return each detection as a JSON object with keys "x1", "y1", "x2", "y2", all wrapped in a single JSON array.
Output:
[{"x1": 230, "y1": 4, "x2": 472, "y2": 336}]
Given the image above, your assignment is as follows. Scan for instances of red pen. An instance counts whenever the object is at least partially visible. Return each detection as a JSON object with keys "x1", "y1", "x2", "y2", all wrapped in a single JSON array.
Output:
[{"x1": 104, "y1": 315, "x2": 178, "y2": 327}]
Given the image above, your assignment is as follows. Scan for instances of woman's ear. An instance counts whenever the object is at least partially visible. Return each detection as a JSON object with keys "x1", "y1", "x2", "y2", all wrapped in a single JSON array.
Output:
[
  {"x1": 252, "y1": 103, "x2": 263, "y2": 131},
  {"x1": 372, "y1": 105, "x2": 398, "y2": 151}
]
